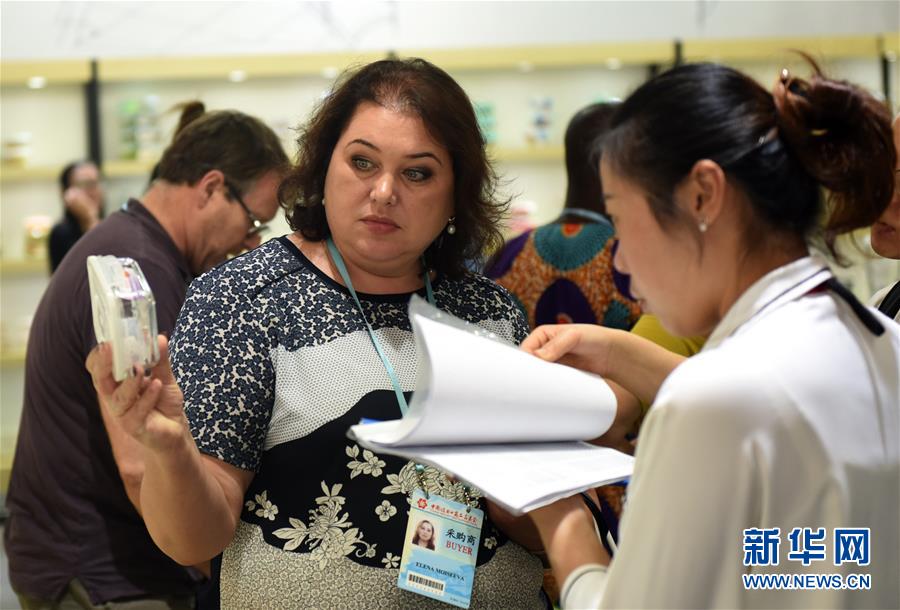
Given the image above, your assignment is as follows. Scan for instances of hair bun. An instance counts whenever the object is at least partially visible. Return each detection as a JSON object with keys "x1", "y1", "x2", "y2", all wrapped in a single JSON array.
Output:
[{"x1": 772, "y1": 56, "x2": 894, "y2": 238}]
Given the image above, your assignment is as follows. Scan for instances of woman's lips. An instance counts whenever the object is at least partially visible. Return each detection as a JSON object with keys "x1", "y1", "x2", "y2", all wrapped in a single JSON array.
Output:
[
  {"x1": 361, "y1": 216, "x2": 399, "y2": 233},
  {"x1": 873, "y1": 221, "x2": 897, "y2": 233}
]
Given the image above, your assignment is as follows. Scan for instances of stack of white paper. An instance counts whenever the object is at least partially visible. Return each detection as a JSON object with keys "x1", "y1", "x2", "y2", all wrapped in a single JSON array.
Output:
[{"x1": 348, "y1": 297, "x2": 634, "y2": 515}]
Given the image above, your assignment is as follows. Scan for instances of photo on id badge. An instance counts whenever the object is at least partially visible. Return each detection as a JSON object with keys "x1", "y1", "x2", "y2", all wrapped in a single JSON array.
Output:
[{"x1": 398, "y1": 489, "x2": 483, "y2": 608}]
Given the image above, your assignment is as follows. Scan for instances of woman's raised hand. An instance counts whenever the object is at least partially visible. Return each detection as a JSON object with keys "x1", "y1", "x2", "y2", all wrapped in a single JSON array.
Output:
[
  {"x1": 521, "y1": 323, "x2": 620, "y2": 378},
  {"x1": 86, "y1": 335, "x2": 188, "y2": 452}
]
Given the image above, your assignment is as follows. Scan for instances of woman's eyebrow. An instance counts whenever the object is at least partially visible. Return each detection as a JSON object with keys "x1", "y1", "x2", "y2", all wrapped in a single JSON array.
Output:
[{"x1": 346, "y1": 138, "x2": 443, "y2": 166}]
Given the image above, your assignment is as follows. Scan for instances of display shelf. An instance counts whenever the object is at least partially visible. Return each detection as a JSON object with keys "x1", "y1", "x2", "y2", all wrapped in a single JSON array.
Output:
[
  {"x1": 1, "y1": 451, "x2": 14, "y2": 495},
  {"x1": 94, "y1": 41, "x2": 675, "y2": 82},
  {"x1": 490, "y1": 145, "x2": 564, "y2": 163},
  {"x1": 0, "y1": 59, "x2": 92, "y2": 86},
  {"x1": 102, "y1": 159, "x2": 157, "y2": 178},
  {"x1": 881, "y1": 33, "x2": 900, "y2": 56},
  {"x1": 2, "y1": 34, "x2": 894, "y2": 86},
  {"x1": 0, "y1": 160, "x2": 156, "y2": 183},
  {"x1": 0, "y1": 164, "x2": 62, "y2": 183},
  {"x1": 0, "y1": 348, "x2": 26, "y2": 365},
  {"x1": 98, "y1": 51, "x2": 386, "y2": 82},
  {"x1": 0, "y1": 259, "x2": 47, "y2": 275},
  {"x1": 411, "y1": 41, "x2": 674, "y2": 71},
  {"x1": 682, "y1": 34, "x2": 883, "y2": 62}
]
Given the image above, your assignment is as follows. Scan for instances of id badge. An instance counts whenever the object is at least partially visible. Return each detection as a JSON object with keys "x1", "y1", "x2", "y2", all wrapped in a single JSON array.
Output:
[{"x1": 397, "y1": 489, "x2": 483, "y2": 609}]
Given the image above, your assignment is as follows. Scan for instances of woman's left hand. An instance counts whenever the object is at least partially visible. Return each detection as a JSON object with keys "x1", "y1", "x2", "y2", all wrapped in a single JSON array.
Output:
[
  {"x1": 528, "y1": 492, "x2": 611, "y2": 587},
  {"x1": 485, "y1": 500, "x2": 544, "y2": 552}
]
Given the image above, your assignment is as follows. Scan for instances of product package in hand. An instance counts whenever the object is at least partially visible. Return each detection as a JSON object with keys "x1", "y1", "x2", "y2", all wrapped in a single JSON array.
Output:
[{"x1": 87, "y1": 255, "x2": 159, "y2": 381}]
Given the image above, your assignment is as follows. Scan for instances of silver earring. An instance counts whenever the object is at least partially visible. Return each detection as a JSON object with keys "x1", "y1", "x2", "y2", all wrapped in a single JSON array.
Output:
[
  {"x1": 446, "y1": 217, "x2": 456, "y2": 235},
  {"x1": 321, "y1": 198, "x2": 326, "y2": 206},
  {"x1": 698, "y1": 218, "x2": 708, "y2": 233}
]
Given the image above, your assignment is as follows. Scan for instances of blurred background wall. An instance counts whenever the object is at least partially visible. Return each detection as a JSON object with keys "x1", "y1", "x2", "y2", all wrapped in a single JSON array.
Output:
[{"x1": 2, "y1": 1, "x2": 898, "y2": 58}]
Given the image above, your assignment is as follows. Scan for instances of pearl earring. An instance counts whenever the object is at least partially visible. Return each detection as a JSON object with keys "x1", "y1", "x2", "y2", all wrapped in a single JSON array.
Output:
[
  {"x1": 698, "y1": 218, "x2": 708, "y2": 233},
  {"x1": 446, "y1": 217, "x2": 456, "y2": 235}
]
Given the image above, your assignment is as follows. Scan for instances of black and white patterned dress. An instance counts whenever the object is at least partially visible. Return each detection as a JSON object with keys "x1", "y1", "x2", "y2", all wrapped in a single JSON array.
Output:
[{"x1": 171, "y1": 237, "x2": 545, "y2": 609}]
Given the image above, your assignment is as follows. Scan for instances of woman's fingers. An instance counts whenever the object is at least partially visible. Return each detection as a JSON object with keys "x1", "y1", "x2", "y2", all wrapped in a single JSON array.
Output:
[
  {"x1": 520, "y1": 325, "x2": 556, "y2": 354},
  {"x1": 85, "y1": 343, "x2": 118, "y2": 396},
  {"x1": 523, "y1": 326, "x2": 581, "y2": 363},
  {"x1": 126, "y1": 378, "x2": 164, "y2": 438},
  {"x1": 150, "y1": 335, "x2": 177, "y2": 385}
]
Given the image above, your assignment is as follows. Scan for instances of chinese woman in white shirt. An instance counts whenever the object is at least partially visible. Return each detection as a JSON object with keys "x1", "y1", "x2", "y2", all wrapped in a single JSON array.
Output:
[{"x1": 523, "y1": 60, "x2": 899, "y2": 609}]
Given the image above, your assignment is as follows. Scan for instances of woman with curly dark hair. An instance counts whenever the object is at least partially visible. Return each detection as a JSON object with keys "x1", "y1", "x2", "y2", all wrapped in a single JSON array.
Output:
[{"x1": 88, "y1": 58, "x2": 547, "y2": 608}]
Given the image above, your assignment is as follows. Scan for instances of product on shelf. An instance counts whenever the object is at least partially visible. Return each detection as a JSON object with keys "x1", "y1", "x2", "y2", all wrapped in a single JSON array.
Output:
[
  {"x1": 525, "y1": 96, "x2": 553, "y2": 145},
  {"x1": 0, "y1": 315, "x2": 32, "y2": 354},
  {"x1": 118, "y1": 95, "x2": 164, "y2": 161},
  {"x1": 23, "y1": 215, "x2": 52, "y2": 260},
  {"x1": 474, "y1": 102, "x2": 497, "y2": 144},
  {"x1": 2, "y1": 132, "x2": 32, "y2": 167}
]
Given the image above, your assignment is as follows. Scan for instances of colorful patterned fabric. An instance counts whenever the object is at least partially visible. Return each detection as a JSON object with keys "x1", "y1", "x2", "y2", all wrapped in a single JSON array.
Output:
[{"x1": 485, "y1": 221, "x2": 640, "y2": 330}]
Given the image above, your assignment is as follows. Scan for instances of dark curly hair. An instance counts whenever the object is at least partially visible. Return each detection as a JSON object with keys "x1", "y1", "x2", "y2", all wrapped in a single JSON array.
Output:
[{"x1": 278, "y1": 58, "x2": 509, "y2": 278}]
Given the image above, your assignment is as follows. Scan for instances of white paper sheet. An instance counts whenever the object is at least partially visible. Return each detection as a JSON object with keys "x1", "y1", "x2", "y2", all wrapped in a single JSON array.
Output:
[
  {"x1": 348, "y1": 298, "x2": 634, "y2": 514},
  {"x1": 354, "y1": 441, "x2": 634, "y2": 515},
  {"x1": 351, "y1": 298, "x2": 617, "y2": 446}
]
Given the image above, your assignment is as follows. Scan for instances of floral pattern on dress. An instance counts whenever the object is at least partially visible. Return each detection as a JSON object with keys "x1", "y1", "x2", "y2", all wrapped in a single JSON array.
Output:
[
  {"x1": 346, "y1": 444, "x2": 386, "y2": 479},
  {"x1": 245, "y1": 491, "x2": 279, "y2": 521},
  {"x1": 381, "y1": 552, "x2": 400, "y2": 568},
  {"x1": 374, "y1": 500, "x2": 397, "y2": 522},
  {"x1": 271, "y1": 481, "x2": 376, "y2": 567},
  {"x1": 381, "y1": 461, "x2": 479, "y2": 507}
]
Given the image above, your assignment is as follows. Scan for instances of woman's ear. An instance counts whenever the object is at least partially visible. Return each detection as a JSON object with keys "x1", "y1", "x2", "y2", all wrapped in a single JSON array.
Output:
[{"x1": 683, "y1": 159, "x2": 726, "y2": 228}]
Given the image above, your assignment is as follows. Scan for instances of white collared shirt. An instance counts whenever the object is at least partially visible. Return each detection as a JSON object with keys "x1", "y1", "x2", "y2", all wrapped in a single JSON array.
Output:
[{"x1": 564, "y1": 256, "x2": 900, "y2": 609}]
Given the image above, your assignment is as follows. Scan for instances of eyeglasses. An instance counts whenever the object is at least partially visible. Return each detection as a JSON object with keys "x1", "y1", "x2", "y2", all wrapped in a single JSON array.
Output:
[{"x1": 223, "y1": 178, "x2": 268, "y2": 237}]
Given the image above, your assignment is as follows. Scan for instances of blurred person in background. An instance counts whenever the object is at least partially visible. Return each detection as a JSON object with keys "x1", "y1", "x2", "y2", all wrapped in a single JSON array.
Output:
[
  {"x1": 49, "y1": 160, "x2": 105, "y2": 273},
  {"x1": 868, "y1": 113, "x2": 900, "y2": 321},
  {"x1": 525, "y1": 61, "x2": 898, "y2": 608},
  {"x1": 5, "y1": 101, "x2": 288, "y2": 610},
  {"x1": 485, "y1": 102, "x2": 640, "y2": 331},
  {"x1": 87, "y1": 58, "x2": 550, "y2": 609}
]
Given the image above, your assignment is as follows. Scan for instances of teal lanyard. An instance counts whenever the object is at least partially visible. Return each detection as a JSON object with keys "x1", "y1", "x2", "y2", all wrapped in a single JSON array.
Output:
[{"x1": 326, "y1": 237, "x2": 435, "y2": 417}]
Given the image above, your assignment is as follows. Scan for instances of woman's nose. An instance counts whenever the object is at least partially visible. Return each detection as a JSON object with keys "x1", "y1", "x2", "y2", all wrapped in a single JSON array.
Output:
[
  {"x1": 612, "y1": 239, "x2": 629, "y2": 274},
  {"x1": 370, "y1": 172, "x2": 396, "y2": 205}
]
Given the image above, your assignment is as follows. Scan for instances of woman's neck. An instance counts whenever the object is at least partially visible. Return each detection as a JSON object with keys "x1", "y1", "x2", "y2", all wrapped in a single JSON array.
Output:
[
  {"x1": 291, "y1": 233, "x2": 425, "y2": 295},
  {"x1": 716, "y1": 239, "x2": 808, "y2": 322}
]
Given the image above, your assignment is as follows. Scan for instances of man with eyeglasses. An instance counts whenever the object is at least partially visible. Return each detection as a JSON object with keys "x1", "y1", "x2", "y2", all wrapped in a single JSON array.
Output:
[
  {"x1": 6, "y1": 106, "x2": 288, "y2": 610},
  {"x1": 49, "y1": 160, "x2": 106, "y2": 273}
]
